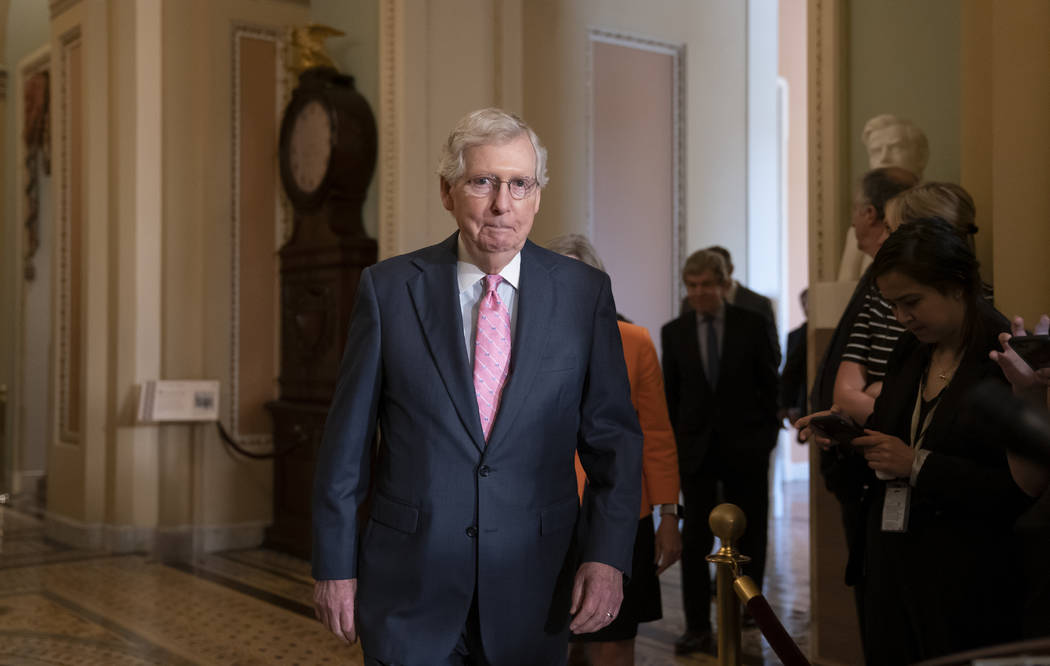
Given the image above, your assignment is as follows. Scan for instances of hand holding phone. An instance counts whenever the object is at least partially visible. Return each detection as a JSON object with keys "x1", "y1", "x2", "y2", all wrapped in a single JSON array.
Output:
[
  {"x1": 808, "y1": 413, "x2": 867, "y2": 446},
  {"x1": 1009, "y1": 335, "x2": 1050, "y2": 371}
]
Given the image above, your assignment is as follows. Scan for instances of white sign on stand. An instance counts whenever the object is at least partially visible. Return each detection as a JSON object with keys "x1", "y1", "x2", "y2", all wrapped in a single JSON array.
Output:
[{"x1": 137, "y1": 380, "x2": 221, "y2": 423}]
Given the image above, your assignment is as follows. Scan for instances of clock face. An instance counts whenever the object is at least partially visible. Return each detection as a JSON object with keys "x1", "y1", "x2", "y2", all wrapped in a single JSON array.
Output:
[{"x1": 288, "y1": 100, "x2": 333, "y2": 195}]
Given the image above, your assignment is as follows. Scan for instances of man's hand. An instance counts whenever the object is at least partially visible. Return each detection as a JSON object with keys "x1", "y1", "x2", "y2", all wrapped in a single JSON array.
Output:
[
  {"x1": 653, "y1": 516, "x2": 682, "y2": 575},
  {"x1": 990, "y1": 315, "x2": 1050, "y2": 397},
  {"x1": 569, "y1": 561, "x2": 623, "y2": 634},
  {"x1": 314, "y1": 578, "x2": 358, "y2": 644}
]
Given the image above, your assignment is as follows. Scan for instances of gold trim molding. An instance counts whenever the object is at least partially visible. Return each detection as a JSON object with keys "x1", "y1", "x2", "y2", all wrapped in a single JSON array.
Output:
[
  {"x1": 228, "y1": 23, "x2": 284, "y2": 451},
  {"x1": 808, "y1": 0, "x2": 847, "y2": 283},
  {"x1": 378, "y1": 0, "x2": 400, "y2": 260}
]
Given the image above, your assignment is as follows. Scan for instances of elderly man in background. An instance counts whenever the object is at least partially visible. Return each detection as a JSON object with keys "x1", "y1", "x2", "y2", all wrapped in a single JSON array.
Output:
[{"x1": 312, "y1": 108, "x2": 643, "y2": 665}]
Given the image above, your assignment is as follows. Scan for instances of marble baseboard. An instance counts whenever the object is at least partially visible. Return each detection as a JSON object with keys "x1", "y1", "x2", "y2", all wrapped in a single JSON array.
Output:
[{"x1": 43, "y1": 512, "x2": 267, "y2": 557}]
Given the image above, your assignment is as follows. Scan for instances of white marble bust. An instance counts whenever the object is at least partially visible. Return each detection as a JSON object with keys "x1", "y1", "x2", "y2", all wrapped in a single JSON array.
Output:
[{"x1": 861, "y1": 113, "x2": 929, "y2": 178}]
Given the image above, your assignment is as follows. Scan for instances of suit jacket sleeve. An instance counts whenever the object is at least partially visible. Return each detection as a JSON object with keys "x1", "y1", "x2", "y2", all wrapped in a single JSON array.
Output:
[
  {"x1": 660, "y1": 322, "x2": 682, "y2": 434},
  {"x1": 575, "y1": 275, "x2": 643, "y2": 571},
  {"x1": 311, "y1": 267, "x2": 383, "y2": 580}
]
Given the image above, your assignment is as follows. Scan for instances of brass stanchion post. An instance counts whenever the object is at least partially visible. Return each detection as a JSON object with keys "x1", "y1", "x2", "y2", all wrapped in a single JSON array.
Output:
[{"x1": 707, "y1": 503, "x2": 750, "y2": 666}]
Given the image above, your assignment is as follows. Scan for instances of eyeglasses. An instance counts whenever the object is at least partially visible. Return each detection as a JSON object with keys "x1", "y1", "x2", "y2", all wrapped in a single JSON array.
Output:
[{"x1": 462, "y1": 174, "x2": 538, "y2": 200}]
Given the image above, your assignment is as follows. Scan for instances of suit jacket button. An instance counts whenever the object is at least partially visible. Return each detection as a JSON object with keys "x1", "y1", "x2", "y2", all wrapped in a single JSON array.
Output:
[
  {"x1": 466, "y1": 526, "x2": 478, "y2": 538},
  {"x1": 478, "y1": 465, "x2": 490, "y2": 477}
]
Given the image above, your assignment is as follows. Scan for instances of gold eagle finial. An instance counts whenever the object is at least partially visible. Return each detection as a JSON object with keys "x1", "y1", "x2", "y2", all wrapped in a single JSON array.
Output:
[{"x1": 286, "y1": 24, "x2": 346, "y2": 79}]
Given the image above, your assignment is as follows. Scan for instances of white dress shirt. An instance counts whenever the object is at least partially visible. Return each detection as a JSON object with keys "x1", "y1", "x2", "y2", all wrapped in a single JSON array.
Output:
[{"x1": 457, "y1": 235, "x2": 520, "y2": 367}]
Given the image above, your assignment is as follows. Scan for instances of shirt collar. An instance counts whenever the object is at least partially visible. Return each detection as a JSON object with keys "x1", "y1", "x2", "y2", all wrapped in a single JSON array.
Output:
[
  {"x1": 695, "y1": 302, "x2": 726, "y2": 323},
  {"x1": 456, "y1": 234, "x2": 521, "y2": 293}
]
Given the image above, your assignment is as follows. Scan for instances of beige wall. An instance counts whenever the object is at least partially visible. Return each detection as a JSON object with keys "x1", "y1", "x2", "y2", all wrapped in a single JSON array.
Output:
[
  {"x1": 983, "y1": 1, "x2": 1050, "y2": 324},
  {"x1": 159, "y1": 0, "x2": 307, "y2": 541},
  {"x1": 34, "y1": 0, "x2": 307, "y2": 553}
]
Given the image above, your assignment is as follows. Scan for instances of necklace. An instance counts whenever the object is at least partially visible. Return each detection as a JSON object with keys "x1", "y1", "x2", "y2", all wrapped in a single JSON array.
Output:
[{"x1": 929, "y1": 349, "x2": 962, "y2": 383}]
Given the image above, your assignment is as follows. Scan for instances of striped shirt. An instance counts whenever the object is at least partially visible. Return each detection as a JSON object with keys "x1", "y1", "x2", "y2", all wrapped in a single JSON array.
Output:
[{"x1": 841, "y1": 288, "x2": 907, "y2": 383}]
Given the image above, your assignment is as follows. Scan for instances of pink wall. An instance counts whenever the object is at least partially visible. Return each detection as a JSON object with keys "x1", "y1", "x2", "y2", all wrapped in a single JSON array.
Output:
[{"x1": 592, "y1": 41, "x2": 675, "y2": 351}]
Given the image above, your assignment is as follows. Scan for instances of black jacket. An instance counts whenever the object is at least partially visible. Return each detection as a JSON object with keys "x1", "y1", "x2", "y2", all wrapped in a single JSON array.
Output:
[{"x1": 661, "y1": 303, "x2": 779, "y2": 476}]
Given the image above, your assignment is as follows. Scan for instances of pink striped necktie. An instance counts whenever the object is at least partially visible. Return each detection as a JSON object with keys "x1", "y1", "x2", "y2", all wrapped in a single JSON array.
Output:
[{"x1": 473, "y1": 274, "x2": 512, "y2": 441}]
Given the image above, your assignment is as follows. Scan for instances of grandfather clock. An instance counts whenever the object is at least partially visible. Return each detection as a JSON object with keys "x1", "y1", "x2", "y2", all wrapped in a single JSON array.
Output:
[{"x1": 265, "y1": 66, "x2": 377, "y2": 558}]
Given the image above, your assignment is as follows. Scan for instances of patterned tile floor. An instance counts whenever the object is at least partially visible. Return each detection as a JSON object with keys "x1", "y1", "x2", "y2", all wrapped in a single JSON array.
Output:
[{"x1": 0, "y1": 482, "x2": 809, "y2": 665}]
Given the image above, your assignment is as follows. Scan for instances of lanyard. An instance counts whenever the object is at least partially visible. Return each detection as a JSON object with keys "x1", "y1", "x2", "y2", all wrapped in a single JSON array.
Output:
[{"x1": 909, "y1": 372, "x2": 944, "y2": 451}]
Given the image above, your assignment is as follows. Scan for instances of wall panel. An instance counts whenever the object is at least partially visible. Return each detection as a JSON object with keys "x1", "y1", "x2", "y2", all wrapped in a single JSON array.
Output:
[
  {"x1": 231, "y1": 28, "x2": 281, "y2": 444},
  {"x1": 58, "y1": 30, "x2": 81, "y2": 443}
]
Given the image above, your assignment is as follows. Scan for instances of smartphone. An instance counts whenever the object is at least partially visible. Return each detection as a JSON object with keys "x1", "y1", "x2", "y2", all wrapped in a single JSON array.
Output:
[
  {"x1": 1010, "y1": 335, "x2": 1050, "y2": 370},
  {"x1": 809, "y1": 413, "x2": 867, "y2": 445}
]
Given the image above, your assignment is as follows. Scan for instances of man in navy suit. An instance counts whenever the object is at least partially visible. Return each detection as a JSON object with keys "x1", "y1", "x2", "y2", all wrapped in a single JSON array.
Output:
[
  {"x1": 662, "y1": 249, "x2": 779, "y2": 655},
  {"x1": 311, "y1": 108, "x2": 642, "y2": 665}
]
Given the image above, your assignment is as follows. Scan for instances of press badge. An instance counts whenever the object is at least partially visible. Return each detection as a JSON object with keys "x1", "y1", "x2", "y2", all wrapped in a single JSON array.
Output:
[{"x1": 881, "y1": 481, "x2": 911, "y2": 532}]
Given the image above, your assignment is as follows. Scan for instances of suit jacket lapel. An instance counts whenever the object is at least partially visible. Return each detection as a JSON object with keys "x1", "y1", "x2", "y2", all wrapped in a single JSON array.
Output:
[
  {"x1": 485, "y1": 241, "x2": 555, "y2": 450},
  {"x1": 408, "y1": 233, "x2": 486, "y2": 452}
]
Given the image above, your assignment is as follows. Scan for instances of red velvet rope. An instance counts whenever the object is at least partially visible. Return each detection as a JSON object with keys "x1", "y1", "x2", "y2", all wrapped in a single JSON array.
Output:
[{"x1": 744, "y1": 594, "x2": 811, "y2": 666}]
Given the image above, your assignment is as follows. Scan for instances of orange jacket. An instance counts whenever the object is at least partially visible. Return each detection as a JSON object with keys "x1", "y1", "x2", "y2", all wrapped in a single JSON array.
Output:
[{"x1": 576, "y1": 321, "x2": 680, "y2": 517}]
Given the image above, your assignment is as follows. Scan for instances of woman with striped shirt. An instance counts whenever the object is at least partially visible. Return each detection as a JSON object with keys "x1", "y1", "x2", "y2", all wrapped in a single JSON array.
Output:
[{"x1": 833, "y1": 182, "x2": 984, "y2": 424}]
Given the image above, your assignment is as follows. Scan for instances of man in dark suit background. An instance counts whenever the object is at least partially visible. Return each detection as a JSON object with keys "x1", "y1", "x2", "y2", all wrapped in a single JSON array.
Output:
[
  {"x1": 311, "y1": 108, "x2": 642, "y2": 665},
  {"x1": 662, "y1": 250, "x2": 780, "y2": 656}
]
